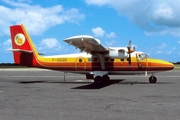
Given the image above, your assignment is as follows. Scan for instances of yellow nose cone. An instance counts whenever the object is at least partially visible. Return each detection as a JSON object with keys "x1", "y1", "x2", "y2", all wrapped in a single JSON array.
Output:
[
  {"x1": 165, "y1": 62, "x2": 174, "y2": 70},
  {"x1": 148, "y1": 59, "x2": 174, "y2": 71}
]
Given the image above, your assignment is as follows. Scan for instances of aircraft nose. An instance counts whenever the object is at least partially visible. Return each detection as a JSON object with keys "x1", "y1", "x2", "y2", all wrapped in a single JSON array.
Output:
[
  {"x1": 158, "y1": 60, "x2": 174, "y2": 70},
  {"x1": 166, "y1": 62, "x2": 174, "y2": 70},
  {"x1": 148, "y1": 59, "x2": 174, "y2": 71}
]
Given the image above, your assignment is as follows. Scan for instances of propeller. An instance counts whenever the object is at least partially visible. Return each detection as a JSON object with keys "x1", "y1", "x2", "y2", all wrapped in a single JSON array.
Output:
[{"x1": 127, "y1": 41, "x2": 135, "y2": 65}]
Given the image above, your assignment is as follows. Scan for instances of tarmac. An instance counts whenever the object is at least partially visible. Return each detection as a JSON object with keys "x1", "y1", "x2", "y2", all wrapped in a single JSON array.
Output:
[{"x1": 0, "y1": 68, "x2": 180, "y2": 120}]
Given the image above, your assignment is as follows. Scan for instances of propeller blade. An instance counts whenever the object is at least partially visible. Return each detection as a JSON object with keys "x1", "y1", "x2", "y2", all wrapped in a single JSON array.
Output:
[
  {"x1": 128, "y1": 53, "x2": 131, "y2": 65},
  {"x1": 133, "y1": 46, "x2": 135, "y2": 51},
  {"x1": 127, "y1": 40, "x2": 132, "y2": 65},
  {"x1": 128, "y1": 40, "x2": 131, "y2": 48}
]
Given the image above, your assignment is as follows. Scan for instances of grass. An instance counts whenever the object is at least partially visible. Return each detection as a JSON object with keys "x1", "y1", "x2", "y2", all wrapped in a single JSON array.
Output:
[
  {"x1": 0, "y1": 63, "x2": 27, "y2": 68},
  {"x1": 174, "y1": 64, "x2": 180, "y2": 70}
]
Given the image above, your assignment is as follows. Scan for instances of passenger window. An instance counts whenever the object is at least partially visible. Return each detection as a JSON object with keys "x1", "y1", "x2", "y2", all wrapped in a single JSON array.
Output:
[
  {"x1": 79, "y1": 58, "x2": 82, "y2": 62},
  {"x1": 111, "y1": 59, "x2": 114, "y2": 62},
  {"x1": 88, "y1": 58, "x2": 91, "y2": 61}
]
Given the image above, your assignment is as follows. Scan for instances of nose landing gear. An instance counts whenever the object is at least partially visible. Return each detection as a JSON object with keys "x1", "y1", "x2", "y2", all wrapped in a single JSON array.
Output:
[{"x1": 149, "y1": 74, "x2": 157, "y2": 83}]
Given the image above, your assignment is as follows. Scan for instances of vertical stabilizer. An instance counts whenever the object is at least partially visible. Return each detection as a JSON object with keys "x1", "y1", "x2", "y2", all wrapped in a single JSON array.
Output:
[{"x1": 10, "y1": 24, "x2": 38, "y2": 66}]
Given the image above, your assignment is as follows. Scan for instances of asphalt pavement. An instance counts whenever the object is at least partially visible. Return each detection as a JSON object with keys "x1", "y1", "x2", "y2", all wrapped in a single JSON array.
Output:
[{"x1": 0, "y1": 69, "x2": 180, "y2": 120}]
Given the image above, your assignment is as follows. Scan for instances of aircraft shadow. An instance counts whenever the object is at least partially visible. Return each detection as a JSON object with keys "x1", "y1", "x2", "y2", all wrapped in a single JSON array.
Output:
[
  {"x1": 71, "y1": 80, "x2": 172, "y2": 89},
  {"x1": 18, "y1": 80, "x2": 93, "y2": 84},
  {"x1": 18, "y1": 79, "x2": 125, "y2": 89},
  {"x1": 72, "y1": 79, "x2": 125, "y2": 89},
  {"x1": 19, "y1": 80, "x2": 46, "y2": 84},
  {"x1": 18, "y1": 79, "x2": 172, "y2": 89},
  {"x1": 118, "y1": 81, "x2": 173, "y2": 85}
]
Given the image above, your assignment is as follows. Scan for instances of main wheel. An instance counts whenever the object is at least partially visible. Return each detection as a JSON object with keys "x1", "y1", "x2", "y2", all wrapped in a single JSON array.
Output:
[
  {"x1": 94, "y1": 76, "x2": 102, "y2": 84},
  {"x1": 149, "y1": 76, "x2": 157, "y2": 83},
  {"x1": 102, "y1": 75, "x2": 110, "y2": 82}
]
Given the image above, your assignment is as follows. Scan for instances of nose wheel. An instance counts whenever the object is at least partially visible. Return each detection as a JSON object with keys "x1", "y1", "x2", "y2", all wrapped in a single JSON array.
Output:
[{"x1": 149, "y1": 76, "x2": 157, "y2": 83}]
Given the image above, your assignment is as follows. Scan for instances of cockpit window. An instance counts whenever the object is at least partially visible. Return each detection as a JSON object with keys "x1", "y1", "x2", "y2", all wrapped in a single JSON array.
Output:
[
  {"x1": 139, "y1": 54, "x2": 143, "y2": 60},
  {"x1": 137, "y1": 53, "x2": 149, "y2": 60},
  {"x1": 143, "y1": 54, "x2": 149, "y2": 58}
]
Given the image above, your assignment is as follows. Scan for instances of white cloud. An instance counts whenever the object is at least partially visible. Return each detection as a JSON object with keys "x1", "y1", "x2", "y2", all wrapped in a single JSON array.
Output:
[
  {"x1": 105, "y1": 40, "x2": 115, "y2": 47},
  {"x1": 86, "y1": 0, "x2": 180, "y2": 36},
  {"x1": 178, "y1": 41, "x2": 180, "y2": 44},
  {"x1": 106, "y1": 32, "x2": 116, "y2": 38},
  {"x1": 158, "y1": 42, "x2": 167, "y2": 49},
  {"x1": 3, "y1": 39, "x2": 11, "y2": 49},
  {"x1": 3, "y1": 39, "x2": 11, "y2": 46},
  {"x1": 152, "y1": 3, "x2": 174, "y2": 20},
  {"x1": 166, "y1": 47, "x2": 176, "y2": 54},
  {"x1": 92, "y1": 27, "x2": 105, "y2": 37},
  {"x1": 17, "y1": 0, "x2": 32, "y2": 3},
  {"x1": 0, "y1": 39, "x2": 12, "y2": 52},
  {"x1": 157, "y1": 50, "x2": 163, "y2": 54},
  {"x1": 0, "y1": 0, "x2": 85, "y2": 36},
  {"x1": 38, "y1": 38, "x2": 61, "y2": 53},
  {"x1": 86, "y1": 0, "x2": 109, "y2": 6},
  {"x1": 155, "y1": 42, "x2": 167, "y2": 54}
]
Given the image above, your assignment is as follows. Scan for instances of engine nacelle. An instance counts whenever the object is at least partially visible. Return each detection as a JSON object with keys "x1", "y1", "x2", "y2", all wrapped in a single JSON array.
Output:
[{"x1": 108, "y1": 48, "x2": 128, "y2": 59}]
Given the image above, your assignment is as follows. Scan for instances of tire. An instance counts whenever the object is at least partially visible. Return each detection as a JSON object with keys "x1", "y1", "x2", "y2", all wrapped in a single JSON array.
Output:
[
  {"x1": 94, "y1": 76, "x2": 102, "y2": 84},
  {"x1": 149, "y1": 76, "x2": 157, "y2": 83},
  {"x1": 102, "y1": 75, "x2": 110, "y2": 82}
]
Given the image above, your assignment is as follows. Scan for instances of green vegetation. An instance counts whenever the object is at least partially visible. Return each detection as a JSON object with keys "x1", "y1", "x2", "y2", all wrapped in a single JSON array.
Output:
[
  {"x1": 0, "y1": 63, "x2": 27, "y2": 68},
  {"x1": 174, "y1": 64, "x2": 180, "y2": 70}
]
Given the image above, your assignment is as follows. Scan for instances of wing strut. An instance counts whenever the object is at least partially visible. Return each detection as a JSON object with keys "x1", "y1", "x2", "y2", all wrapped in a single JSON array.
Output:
[
  {"x1": 90, "y1": 54, "x2": 109, "y2": 77},
  {"x1": 96, "y1": 53, "x2": 105, "y2": 70}
]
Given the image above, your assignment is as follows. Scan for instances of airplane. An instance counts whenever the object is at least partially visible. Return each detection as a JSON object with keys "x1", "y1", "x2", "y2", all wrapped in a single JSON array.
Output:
[{"x1": 8, "y1": 24, "x2": 174, "y2": 84}]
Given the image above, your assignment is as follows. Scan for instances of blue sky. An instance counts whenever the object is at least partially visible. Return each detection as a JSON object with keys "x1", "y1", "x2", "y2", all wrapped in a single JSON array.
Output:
[{"x1": 0, "y1": 0, "x2": 180, "y2": 63}]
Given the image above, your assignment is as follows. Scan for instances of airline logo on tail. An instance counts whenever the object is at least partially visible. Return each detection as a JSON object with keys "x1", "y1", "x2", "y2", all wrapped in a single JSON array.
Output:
[{"x1": 14, "y1": 33, "x2": 25, "y2": 46}]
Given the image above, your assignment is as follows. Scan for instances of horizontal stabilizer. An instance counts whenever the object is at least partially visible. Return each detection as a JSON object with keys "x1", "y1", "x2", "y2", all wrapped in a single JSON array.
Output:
[
  {"x1": 38, "y1": 52, "x2": 44, "y2": 55},
  {"x1": 7, "y1": 49, "x2": 33, "y2": 53},
  {"x1": 7, "y1": 49, "x2": 44, "y2": 55}
]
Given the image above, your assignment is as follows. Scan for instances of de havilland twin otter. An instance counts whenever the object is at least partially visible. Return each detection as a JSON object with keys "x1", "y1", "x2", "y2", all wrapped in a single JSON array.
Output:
[{"x1": 9, "y1": 24, "x2": 174, "y2": 84}]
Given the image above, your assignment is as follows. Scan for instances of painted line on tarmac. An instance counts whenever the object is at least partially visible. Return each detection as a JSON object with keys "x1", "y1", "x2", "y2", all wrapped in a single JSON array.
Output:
[
  {"x1": 75, "y1": 80, "x2": 94, "y2": 82},
  {"x1": 0, "y1": 76, "x2": 85, "y2": 78}
]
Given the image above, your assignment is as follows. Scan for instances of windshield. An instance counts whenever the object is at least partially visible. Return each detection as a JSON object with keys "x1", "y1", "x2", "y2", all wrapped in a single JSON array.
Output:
[
  {"x1": 137, "y1": 53, "x2": 149, "y2": 60},
  {"x1": 143, "y1": 54, "x2": 149, "y2": 58}
]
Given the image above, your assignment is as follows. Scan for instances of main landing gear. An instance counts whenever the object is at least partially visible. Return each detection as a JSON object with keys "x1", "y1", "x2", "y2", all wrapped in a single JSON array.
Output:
[
  {"x1": 94, "y1": 74, "x2": 158, "y2": 84},
  {"x1": 149, "y1": 74, "x2": 157, "y2": 83},
  {"x1": 94, "y1": 75, "x2": 110, "y2": 84}
]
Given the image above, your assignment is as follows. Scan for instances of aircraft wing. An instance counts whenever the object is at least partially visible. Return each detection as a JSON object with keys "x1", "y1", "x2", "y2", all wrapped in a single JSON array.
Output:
[{"x1": 64, "y1": 35, "x2": 108, "y2": 54}]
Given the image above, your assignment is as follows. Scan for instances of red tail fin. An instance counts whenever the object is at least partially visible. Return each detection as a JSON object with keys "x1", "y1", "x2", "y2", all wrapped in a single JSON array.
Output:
[{"x1": 10, "y1": 24, "x2": 38, "y2": 66}]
